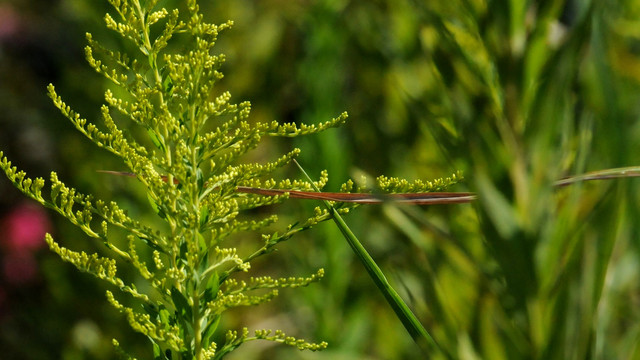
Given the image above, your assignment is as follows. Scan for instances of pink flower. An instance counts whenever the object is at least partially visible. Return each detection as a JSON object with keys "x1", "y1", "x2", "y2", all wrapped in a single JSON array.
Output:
[
  {"x1": 1, "y1": 202, "x2": 51, "y2": 253},
  {"x1": 1, "y1": 202, "x2": 51, "y2": 284},
  {"x1": 0, "y1": 4, "x2": 21, "y2": 41}
]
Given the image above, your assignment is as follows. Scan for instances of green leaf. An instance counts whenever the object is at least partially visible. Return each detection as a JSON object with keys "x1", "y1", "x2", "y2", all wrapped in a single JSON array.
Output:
[
  {"x1": 147, "y1": 128, "x2": 165, "y2": 151},
  {"x1": 142, "y1": 302, "x2": 159, "y2": 319},
  {"x1": 162, "y1": 69, "x2": 174, "y2": 94},
  {"x1": 198, "y1": 251, "x2": 209, "y2": 274},
  {"x1": 196, "y1": 168, "x2": 204, "y2": 189},
  {"x1": 203, "y1": 271, "x2": 220, "y2": 303},
  {"x1": 202, "y1": 315, "x2": 221, "y2": 348},
  {"x1": 170, "y1": 286, "x2": 192, "y2": 321},
  {"x1": 147, "y1": 191, "x2": 166, "y2": 220},
  {"x1": 139, "y1": 235, "x2": 166, "y2": 254},
  {"x1": 197, "y1": 232, "x2": 207, "y2": 254},
  {"x1": 149, "y1": 336, "x2": 169, "y2": 360},
  {"x1": 199, "y1": 205, "x2": 209, "y2": 228},
  {"x1": 159, "y1": 307, "x2": 171, "y2": 327}
]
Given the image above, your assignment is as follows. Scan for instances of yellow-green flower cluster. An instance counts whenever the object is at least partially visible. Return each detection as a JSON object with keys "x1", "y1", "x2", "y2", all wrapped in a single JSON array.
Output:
[{"x1": 0, "y1": 0, "x2": 347, "y2": 358}]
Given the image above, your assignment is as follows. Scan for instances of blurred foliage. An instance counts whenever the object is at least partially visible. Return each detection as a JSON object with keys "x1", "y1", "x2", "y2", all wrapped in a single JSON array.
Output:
[{"x1": 2, "y1": 0, "x2": 640, "y2": 359}]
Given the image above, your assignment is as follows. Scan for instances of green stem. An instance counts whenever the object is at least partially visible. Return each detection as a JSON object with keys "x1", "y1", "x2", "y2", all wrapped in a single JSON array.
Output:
[
  {"x1": 193, "y1": 291, "x2": 203, "y2": 360},
  {"x1": 292, "y1": 160, "x2": 440, "y2": 356}
]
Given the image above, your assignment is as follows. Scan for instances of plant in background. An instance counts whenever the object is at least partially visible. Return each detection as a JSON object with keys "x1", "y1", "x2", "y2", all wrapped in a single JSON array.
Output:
[
  {"x1": 383, "y1": 1, "x2": 640, "y2": 359},
  {"x1": 0, "y1": 0, "x2": 463, "y2": 358}
]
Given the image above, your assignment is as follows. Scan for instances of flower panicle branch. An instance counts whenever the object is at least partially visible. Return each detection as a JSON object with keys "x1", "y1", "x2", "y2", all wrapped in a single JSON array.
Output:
[{"x1": 0, "y1": 0, "x2": 350, "y2": 358}]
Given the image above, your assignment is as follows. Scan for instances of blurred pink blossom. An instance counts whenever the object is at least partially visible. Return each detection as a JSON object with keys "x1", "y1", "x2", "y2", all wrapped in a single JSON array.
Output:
[
  {"x1": 1, "y1": 202, "x2": 51, "y2": 284},
  {"x1": 0, "y1": 4, "x2": 21, "y2": 41},
  {"x1": 1, "y1": 202, "x2": 50, "y2": 253}
]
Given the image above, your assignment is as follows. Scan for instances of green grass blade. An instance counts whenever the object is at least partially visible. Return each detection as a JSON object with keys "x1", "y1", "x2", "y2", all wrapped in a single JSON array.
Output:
[
  {"x1": 555, "y1": 166, "x2": 640, "y2": 186},
  {"x1": 293, "y1": 160, "x2": 441, "y2": 356}
]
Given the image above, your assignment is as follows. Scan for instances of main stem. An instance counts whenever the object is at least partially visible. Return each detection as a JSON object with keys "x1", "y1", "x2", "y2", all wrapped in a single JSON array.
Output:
[{"x1": 193, "y1": 289, "x2": 203, "y2": 360}]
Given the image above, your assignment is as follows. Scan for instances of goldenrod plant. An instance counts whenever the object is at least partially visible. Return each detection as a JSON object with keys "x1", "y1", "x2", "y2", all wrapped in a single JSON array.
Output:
[{"x1": 0, "y1": 0, "x2": 462, "y2": 358}]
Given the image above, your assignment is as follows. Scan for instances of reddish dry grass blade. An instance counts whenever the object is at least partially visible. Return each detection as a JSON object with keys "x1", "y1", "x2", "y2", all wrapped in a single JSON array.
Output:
[
  {"x1": 97, "y1": 170, "x2": 137, "y2": 177},
  {"x1": 235, "y1": 186, "x2": 476, "y2": 205},
  {"x1": 99, "y1": 165, "x2": 640, "y2": 205},
  {"x1": 97, "y1": 170, "x2": 475, "y2": 205}
]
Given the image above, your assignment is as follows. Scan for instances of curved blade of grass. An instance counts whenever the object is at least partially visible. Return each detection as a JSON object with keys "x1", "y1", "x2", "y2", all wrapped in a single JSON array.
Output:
[
  {"x1": 554, "y1": 166, "x2": 640, "y2": 186},
  {"x1": 292, "y1": 160, "x2": 441, "y2": 356}
]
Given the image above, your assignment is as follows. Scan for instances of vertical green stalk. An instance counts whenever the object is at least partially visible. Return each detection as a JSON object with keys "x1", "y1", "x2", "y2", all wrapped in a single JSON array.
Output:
[
  {"x1": 293, "y1": 160, "x2": 441, "y2": 356},
  {"x1": 193, "y1": 291, "x2": 203, "y2": 360}
]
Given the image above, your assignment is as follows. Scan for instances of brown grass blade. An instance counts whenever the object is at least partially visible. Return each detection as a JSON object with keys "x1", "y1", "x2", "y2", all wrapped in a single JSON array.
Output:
[{"x1": 98, "y1": 166, "x2": 640, "y2": 205}]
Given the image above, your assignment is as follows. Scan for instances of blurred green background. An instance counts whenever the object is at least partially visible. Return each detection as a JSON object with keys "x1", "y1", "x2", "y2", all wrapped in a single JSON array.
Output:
[{"x1": 2, "y1": 0, "x2": 640, "y2": 359}]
